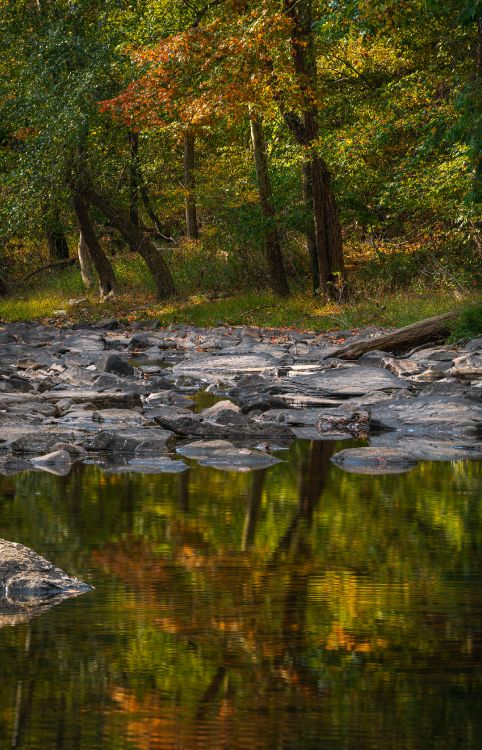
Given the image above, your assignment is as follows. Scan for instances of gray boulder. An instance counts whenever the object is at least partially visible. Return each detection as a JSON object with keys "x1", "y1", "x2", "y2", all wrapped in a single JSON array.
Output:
[
  {"x1": 0, "y1": 539, "x2": 91, "y2": 620},
  {"x1": 177, "y1": 439, "x2": 281, "y2": 471},
  {"x1": 97, "y1": 353, "x2": 135, "y2": 377},
  {"x1": 288, "y1": 366, "x2": 407, "y2": 398},
  {"x1": 370, "y1": 433, "x2": 482, "y2": 462},
  {"x1": 83, "y1": 427, "x2": 175, "y2": 454},
  {"x1": 30, "y1": 449, "x2": 72, "y2": 476},
  {"x1": 102, "y1": 456, "x2": 188, "y2": 474},
  {"x1": 331, "y1": 447, "x2": 417, "y2": 474},
  {"x1": 369, "y1": 394, "x2": 482, "y2": 437}
]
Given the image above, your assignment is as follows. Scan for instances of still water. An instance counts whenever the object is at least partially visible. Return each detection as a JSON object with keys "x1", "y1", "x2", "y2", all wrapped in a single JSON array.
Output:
[{"x1": 0, "y1": 440, "x2": 481, "y2": 750}]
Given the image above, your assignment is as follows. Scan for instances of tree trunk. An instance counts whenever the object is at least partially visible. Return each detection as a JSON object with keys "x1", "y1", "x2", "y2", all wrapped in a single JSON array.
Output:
[
  {"x1": 329, "y1": 311, "x2": 458, "y2": 360},
  {"x1": 128, "y1": 131, "x2": 139, "y2": 252},
  {"x1": 80, "y1": 183, "x2": 176, "y2": 299},
  {"x1": 280, "y1": 0, "x2": 346, "y2": 299},
  {"x1": 183, "y1": 130, "x2": 199, "y2": 239},
  {"x1": 45, "y1": 212, "x2": 69, "y2": 262},
  {"x1": 72, "y1": 194, "x2": 116, "y2": 298},
  {"x1": 301, "y1": 159, "x2": 319, "y2": 293},
  {"x1": 249, "y1": 112, "x2": 290, "y2": 297},
  {"x1": 77, "y1": 231, "x2": 95, "y2": 290},
  {"x1": 0, "y1": 273, "x2": 8, "y2": 296}
]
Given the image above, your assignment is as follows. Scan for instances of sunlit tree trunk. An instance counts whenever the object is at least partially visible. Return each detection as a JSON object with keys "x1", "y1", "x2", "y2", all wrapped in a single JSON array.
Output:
[
  {"x1": 249, "y1": 112, "x2": 290, "y2": 297},
  {"x1": 77, "y1": 231, "x2": 95, "y2": 289},
  {"x1": 73, "y1": 194, "x2": 116, "y2": 298},
  {"x1": 183, "y1": 130, "x2": 199, "y2": 239},
  {"x1": 81, "y1": 183, "x2": 176, "y2": 299}
]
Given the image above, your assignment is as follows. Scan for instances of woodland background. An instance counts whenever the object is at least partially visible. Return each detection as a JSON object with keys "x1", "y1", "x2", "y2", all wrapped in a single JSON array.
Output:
[{"x1": 0, "y1": 0, "x2": 480, "y2": 324}]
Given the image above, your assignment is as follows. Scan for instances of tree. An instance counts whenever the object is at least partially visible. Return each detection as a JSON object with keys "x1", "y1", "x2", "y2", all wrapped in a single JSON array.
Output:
[
  {"x1": 72, "y1": 194, "x2": 116, "y2": 298},
  {"x1": 0, "y1": 0, "x2": 176, "y2": 299}
]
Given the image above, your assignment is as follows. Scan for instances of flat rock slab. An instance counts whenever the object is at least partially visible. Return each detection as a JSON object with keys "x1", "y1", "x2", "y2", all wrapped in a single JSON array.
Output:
[
  {"x1": 102, "y1": 457, "x2": 188, "y2": 474},
  {"x1": 153, "y1": 406, "x2": 292, "y2": 439},
  {"x1": 173, "y1": 353, "x2": 284, "y2": 379},
  {"x1": 0, "y1": 539, "x2": 91, "y2": 624},
  {"x1": 370, "y1": 433, "x2": 482, "y2": 462},
  {"x1": 4, "y1": 428, "x2": 79, "y2": 455},
  {"x1": 370, "y1": 394, "x2": 482, "y2": 437},
  {"x1": 177, "y1": 439, "x2": 281, "y2": 471},
  {"x1": 257, "y1": 406, "x2": 369, "y2": 438},
  {"x1": 83, "y1": 428, "x2": 176, "y2": 454},
  {"x1": 289, "y1": 366, "x2": 407, "y2": 397},
  {"x1": 42, "y1": 390, "x2": 142, "y2": 408},
  {"x1": 331, "y1": 447, "x2": 417, "y2": 474}
]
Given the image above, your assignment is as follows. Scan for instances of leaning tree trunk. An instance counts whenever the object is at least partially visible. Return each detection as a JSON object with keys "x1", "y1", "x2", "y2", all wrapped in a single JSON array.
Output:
[
  {"x1": 128, "y1": 131, "x2": 140, "y2": 253},
  {"x1": 72, "y1": 195, "x2": 116, "y2": 298},
  {"x1": 249, "y1": 112, "x2": 290, "y2": 297},
  {"x1": 80, "y1": 184, "x2": 176, "y2": 299},
  {"x1": 183, "y1": 130, "x2": 199, "y2": 239},
  {"x1": 45, "y1": 212, "x2": 69, "y2": 262},
  {"x1": 77, "y1": 231, "x2": 95, "y2": 290}
]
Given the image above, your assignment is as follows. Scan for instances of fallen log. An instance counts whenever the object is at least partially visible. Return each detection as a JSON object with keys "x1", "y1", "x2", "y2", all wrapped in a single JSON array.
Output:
[
  {"x1": 22, "y1": 256, "x2": 78, "y2": 282},
  {"x1": 330, "y1": 311, "x2": 458, "y2": 360}
]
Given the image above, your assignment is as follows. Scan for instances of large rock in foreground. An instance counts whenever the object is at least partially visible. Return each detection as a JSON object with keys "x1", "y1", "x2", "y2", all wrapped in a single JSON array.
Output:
[{"x1": 0, "y1": 539, "x2": 92, "y2": 625}]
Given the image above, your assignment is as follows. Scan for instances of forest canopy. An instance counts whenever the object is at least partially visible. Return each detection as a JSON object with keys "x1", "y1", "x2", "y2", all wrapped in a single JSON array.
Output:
[{"x1": 0, "y1": 0, "x2": 480, "y2": 308}]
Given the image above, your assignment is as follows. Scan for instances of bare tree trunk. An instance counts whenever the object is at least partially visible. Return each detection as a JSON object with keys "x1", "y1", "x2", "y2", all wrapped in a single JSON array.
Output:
[
  {"x1": 128, "y1": 131, "x2": 139, "y2": 252},
  {"x1": 77, "y1": 231, "x2": 95, "y2": 289},
  {"x1": 301, "y1": 159, "x2": 319, "y2": 293},
  {"x1": 45, "y1": 212, "x2": 69, "y2": 262},
  {"x1": 72, "y1": 195, "x2": 116, "y2": 298},
  {"x1": 80, "y1": 183, "x2": 176, "y2": 299},
  {"x1": 183, "y1": 130, "x2": 199, "y2": 239},
  {"x1": 249, "y1": 112, "x2": 290, "y2": 297}
]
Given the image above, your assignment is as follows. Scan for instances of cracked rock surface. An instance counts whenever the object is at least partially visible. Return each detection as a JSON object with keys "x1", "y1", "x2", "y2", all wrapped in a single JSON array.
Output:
[{"x1": 0, "y1": 320, "x2": 480, "y2": 475}]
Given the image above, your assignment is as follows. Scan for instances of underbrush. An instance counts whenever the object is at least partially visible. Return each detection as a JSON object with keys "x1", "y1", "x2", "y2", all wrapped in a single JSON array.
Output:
[
  {"x1": 0, "y1": 233, "x2": 479, "y2": 331},
  {"x1": 447, "y1": 303, "x2": 482, "y2": 343}
]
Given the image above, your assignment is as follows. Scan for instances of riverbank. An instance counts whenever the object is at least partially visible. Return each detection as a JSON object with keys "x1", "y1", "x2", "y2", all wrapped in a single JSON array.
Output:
[{"x1": 0, "y1": 282, "x2": 478, "y2": 332}]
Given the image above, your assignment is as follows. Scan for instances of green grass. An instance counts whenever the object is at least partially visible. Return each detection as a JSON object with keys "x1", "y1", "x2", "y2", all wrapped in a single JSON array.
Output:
[
  {"x1": 447, "y1": 302, "x2": 482, "y2": 343},
  {"x1": 0, "y1": 257, "x2": 478, "y2": 332}
]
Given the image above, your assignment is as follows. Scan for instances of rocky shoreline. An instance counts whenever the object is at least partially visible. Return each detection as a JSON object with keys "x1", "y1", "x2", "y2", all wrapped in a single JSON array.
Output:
[{"x1": 0, "y1": 319, "x2": 480, "y2": 475}]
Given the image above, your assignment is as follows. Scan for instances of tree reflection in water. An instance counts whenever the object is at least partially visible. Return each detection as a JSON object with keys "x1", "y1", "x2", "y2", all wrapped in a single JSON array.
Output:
[{"x1": 0, "y1": 440, "x2": 481, "y2": 749}]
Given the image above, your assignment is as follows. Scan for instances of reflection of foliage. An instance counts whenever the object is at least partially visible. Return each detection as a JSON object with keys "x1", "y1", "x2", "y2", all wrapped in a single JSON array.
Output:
[{"x1": 0, "y1": 445, "x2": 481, "y2": 748}]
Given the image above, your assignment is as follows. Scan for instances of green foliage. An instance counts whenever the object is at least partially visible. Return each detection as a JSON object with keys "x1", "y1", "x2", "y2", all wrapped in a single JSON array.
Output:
[
  {"x1": 448, "y1": 301, "x2": 482, "y2": 342},
  {"x1": 0, "y1": 0, "x2": 480, "y2": 301}
]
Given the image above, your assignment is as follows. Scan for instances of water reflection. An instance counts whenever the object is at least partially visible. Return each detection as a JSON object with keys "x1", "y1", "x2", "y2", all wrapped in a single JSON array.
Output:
[{"x1": 0, "y1": 441, "x2": 481, "y2": 749}]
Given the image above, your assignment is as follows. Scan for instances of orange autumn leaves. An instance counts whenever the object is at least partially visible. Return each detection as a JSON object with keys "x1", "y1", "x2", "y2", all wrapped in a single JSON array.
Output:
[{"x1": 100, "y1": 4, "x2": 306, "y2": 131}]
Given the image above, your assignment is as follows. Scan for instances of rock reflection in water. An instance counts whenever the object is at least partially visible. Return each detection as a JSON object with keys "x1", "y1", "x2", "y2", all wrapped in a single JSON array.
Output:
[{"x1": 0, "y1": 441, "x2": 481, "y2": 750}]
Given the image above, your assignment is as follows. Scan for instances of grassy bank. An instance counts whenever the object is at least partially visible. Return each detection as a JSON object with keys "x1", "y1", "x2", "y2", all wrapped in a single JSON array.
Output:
[{"x1": 0, "y1": 256, "x2": 478, "y2": 332}]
